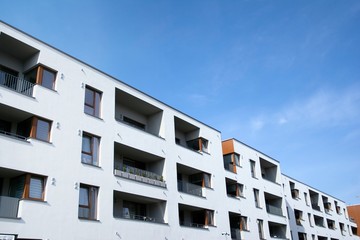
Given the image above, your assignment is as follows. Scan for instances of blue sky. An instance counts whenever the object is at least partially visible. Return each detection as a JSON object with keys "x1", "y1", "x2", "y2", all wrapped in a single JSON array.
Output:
[{"x1": 2, "y1": 0, "x2": 360, "y2": 204}]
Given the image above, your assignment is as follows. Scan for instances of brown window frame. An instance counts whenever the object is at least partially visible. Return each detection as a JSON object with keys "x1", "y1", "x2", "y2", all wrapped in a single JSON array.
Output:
[
  {"x1": 10, "y1": 174, "x2": 46, "y2": 201},
  {"x1": 81, "y1": 132, "x2": 100, "y2": 166},
  {"x1": 84, "y1": 85, "x2": 102, "y2": 118},
  {"x1": 78, "y1": 184, "x2": 98, "y2": 220},
  {"x1": 29, "y1": 116, "x2": 52, "y2": 142},
  {"x1": 24, "y1": 65, "x2": 57, "y2": 89}
]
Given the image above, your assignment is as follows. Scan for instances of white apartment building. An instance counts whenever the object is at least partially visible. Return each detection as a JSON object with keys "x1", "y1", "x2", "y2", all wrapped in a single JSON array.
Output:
[
  {"x1": 283, "y1": 174, "x2": 359, "y2": 240},
  {"x1": 0, "y1": 21, "x2": 358, "y2": 240}
]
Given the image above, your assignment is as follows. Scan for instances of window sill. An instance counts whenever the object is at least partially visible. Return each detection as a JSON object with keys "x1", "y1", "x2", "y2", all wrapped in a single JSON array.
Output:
[
  {"x1": 37, "y1": 84, "x2": 58, "y2": 93},
  {"x1": 29, "y1": 137, "x2": 53, "y2": 145},
  {"x1": 84, "y1": 112, "x2": 103, "y2": 121},
  {"x1": 78, "y1": 217, "x2": 100, "y2": 222},
  {"x1": 20, "y1": 198, "x2": 47, "y2": 203},
  {"x1": 81, "y1": 162, "x2": 101, "y2": 168}
]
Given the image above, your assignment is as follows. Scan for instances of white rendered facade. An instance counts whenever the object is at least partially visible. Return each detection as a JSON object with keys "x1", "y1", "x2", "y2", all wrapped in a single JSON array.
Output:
[
  {"x1": 0, "y1": 21, "x2": 358, "y2": 240},
  {"x1": 283, "y1": 174, "x2": 359, "y2": 240}
]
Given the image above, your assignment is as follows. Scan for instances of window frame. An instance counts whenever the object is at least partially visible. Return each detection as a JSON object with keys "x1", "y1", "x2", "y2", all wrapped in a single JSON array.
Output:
[
  {"x1": 9, "y1": 173, "x2": 46, "y2": 201},
  {"x1": 24, "y1": 65, "x2": 57, "y2": 90},
  {"x1": 84, "y1": 85, "x2": 102, "y2": 118},
  {"x1": 81, "y1": 132, "x2": 100, "y2": 166},
  {"x1": 30, "y1": 116, "x2": 52, "y2": 142},
  {"x1": 78, "y1": 184, "x2": 98, "y2": 220}
]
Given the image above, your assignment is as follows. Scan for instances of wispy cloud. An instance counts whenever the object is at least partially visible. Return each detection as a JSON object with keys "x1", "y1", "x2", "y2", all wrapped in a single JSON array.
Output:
[
  {"x1": 223, "y1": 84, "x2": 360, "y2": 138},
  {"x1": 276, "y1": 86, "x2": 360, "y2": 127}
]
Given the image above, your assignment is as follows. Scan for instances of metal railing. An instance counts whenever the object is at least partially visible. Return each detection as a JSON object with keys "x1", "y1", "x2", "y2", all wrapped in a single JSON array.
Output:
[
  {"x1": 0, "y1": 196, "x2": 20, "y2": 218},
  {"x1": 0, "y1": 129, "x2": 28, "y2": 141},
  {"x1": 224, "y1": 163, "x2": 236, "y2": 172},
  {"x1": 180, "y1": 221, "x2": 205, "y2": 228},
  {"x1": 119, "y1": 212, "x2": 164, "y2": 223},
  {"x1": 0, "y1": 71, "x2": 34, "y2": 96},
  {"x1": 266, "y1": 204, "x2": 283, "y2": 216},
  {"x1": 312, "y1": 204, "x2": 321, "y2": 211},
  {"x1": 177, "y1": 181, "x2": 203, "y2": 197},
  {"x1": 117, "y1": 165, "x2": 163, "y2": 182}
]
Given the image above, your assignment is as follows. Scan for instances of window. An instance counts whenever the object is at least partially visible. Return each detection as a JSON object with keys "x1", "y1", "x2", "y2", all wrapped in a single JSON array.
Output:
[
  {"x1": 25, "y1": 65, "x2": 56, "y2": 90},
  {"x1": 240, "y1": 216, "x2": 248, "y2": 231},
  {"x1": 33, "y1": 118, "x2": 51, "y2": 141},
  {"x1": 78, "y1": 184, "x2": 98, "y2": 220},
  {"x1": 186, "y1": 137, "x2": 209, "y2": 153},
  {"x1": 81, "y1": 132, "x2": 100, "y2": 166},
  {"x1": 9, "y1": 174, "x2": 46, "y2": 200},
  {"x1": 308, "y1": 213, "x2": 313, "y2": 227},
  {"x1": 257, "y1": 219, "x2": 264, "y2": 239},
  {"x1": 295, "y1": 209, "x2": 303, "y2": 225},
  {"x1": 254, "y1": 189, "x2": 260, "y2": 208},
  {"x1": 189, "y1": 172, "x2": 211, "y2": 188},
  {"x1": 123, "y1": 116, "x2": 145, "y2": 130},
  {"x1": 304, "y1": 192, "x2": 309, "y2": 205},
  {"x1": 205, "y1": 210, "x2": 214, "y2": 226},
  {"x1": 298, "y1": 232, "x2": 307, "y2": 240},
  {"x1": 84, "y1": 86, "x2": 101, "y2": 117},
  {"x1": 250, "y1": 160, "x2": 256, "y2": 178}
]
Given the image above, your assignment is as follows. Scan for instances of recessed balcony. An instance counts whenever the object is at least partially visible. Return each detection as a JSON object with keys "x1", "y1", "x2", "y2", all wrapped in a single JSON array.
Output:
[
  {"x1": 114, "y1": 142, "x2": 166, "y2": 188},
  {"x1": 178, "y1": 204, "x2": 214, "y2": 228},
  {"x1": 113, "y1": 191, "x2": 166, "y2": 224},
  {"x1": 115, "y1": 88, "x2": 164, "y2": 138},
  {"x1": 264, "y1": 192, "x2": 284, "y2": 216},
  {"x1": 177, "y1": 163, "x2": 211, "y2": 198}
]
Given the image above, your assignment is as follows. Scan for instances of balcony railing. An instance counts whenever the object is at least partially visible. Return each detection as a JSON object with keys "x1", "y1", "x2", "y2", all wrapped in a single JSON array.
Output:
[
  {"x1": 0, "y1": 196, "x2": 20, "y2": 218},
  {"x1": 0, "y1": 71, "x2": 34, "y2": 97},
  {"x1": 231, "y1": 228, "x2": 242, "y2": 240},
  {"x1": 312, "y1": 204, "x2": 321, "y2": 211},
  {"x1": 266, "y1": 204, "x2": 283, "y2": 216},
  {"x1": 0, "y1": 129, "x2": 28, "y2": 141},
  {"x1": 180, "y1": 221, "x2": 205, "y2": 228},
  {"x1": 224, "y1": 163, "x2": 236, "y2": 173},
  {"x1": 114, "y1": 165, "x2": 166, "y2": 188},
  {"x1": 118, "y1": 212, "x2": 164, "y2": 224},
  {"x1": 177, "y1": 181, "x2": 203, "y2": 197}
]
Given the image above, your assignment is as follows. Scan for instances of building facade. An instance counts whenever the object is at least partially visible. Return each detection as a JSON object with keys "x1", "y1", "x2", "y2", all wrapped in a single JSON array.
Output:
[{"x1": 0, "y1": 21, "x2": 358, "y2": 240}]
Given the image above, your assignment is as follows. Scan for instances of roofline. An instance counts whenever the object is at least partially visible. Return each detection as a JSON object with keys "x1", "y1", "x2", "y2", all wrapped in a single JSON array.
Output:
[
  {"x1": 223, "y1": 138, "x2": 280, "y2": 163},
  {"x1": 0, "y1": 20, "x2": 221, "y2": 133},
  {"x1": 347, "y1": 204, "x2": 360, "y2": 207},
  {"x1": 282, "y1": 173, "x2": 347, "y2": 204}
]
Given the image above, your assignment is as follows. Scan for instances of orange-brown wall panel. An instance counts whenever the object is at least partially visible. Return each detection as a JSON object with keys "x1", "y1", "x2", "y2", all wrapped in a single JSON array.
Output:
[{"x1": 222, "y1": 139, "x2": 234, "y2": 155}]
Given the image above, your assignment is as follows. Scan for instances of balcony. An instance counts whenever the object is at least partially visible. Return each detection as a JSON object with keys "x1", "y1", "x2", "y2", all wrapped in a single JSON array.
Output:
[
  {"x1": 314, "y1": 215, "x2": 325, "y2": 227},
  {"x1": 179, "y1": 204, "x2": 214, "y2": 228},
  {"x1": 0, "y1": 196, "x2": 20, "y2": 218},
  {"x1": 226, "y1": 178, "x2": 244, "y2": 198},
  {"x1": 114, "y1": 142, "x2": 166, "y2": 188},
  {"x1": 113, "y1": 191, "x2": 166, "y2": 224},
  {"x1": 229, "y1": 212, "x2": 247, "y2": 240},
  {"x1": 174, "y1": 116, "x2": 209, "y2": 154},
  {"x1": 0, "y1": 103, "x2": 52, "y2": 143},
  {"x1": 0, "y1": 104, "x2": 31, "y2": 141},
  {"x1": 264, "y1": 192, "x2": 284, "y2": 216},
  {"x1": 260, "y1": 157, "x2": 278, "y2": 184},
  {"x1": 309, "y1": 190, "x2": 321, "y2": 212},
  {"x1": 177, "y1": 163, "x2": 211, "y2": 198},
  {"x1": 268, "y1": 221, "x2": 287, "y2": 239},
  {"x1": 115, "y1": 88, "x2": 164, "y2": 138},
  {"x1": 0, "y1": 70, "x2": 35, "y2": 97}
]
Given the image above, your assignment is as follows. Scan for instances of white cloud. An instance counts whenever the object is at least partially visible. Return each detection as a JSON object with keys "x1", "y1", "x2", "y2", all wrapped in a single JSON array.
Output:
[{"x1": 278, "y1": 86, "x2": 360, "y2": 127}]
